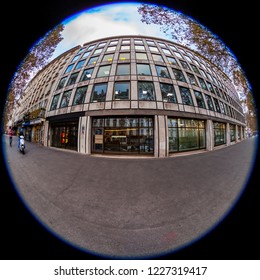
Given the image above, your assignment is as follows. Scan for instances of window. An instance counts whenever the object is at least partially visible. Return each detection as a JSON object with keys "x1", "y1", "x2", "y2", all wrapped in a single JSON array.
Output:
[
  {"x1": 230, "y1": 124, "x2": 236, "y2": 142},
  {"x1": 158, "y1": 42, "x2": 167, "y2": 47},
  {"x1": 213, "y1": 98, "x2": 221, "y2": 113},
  {"x1": 113, "y1": 82, "x2": 130, "y2": 100},
  {"x1": 87, "y1": 56, "x2": 99, "y2": 65},
  {"x1": 87, "y1": 44, "x2": 96, "y2": 50},
  {"x1": 71, "y1": 54, "x2": 81, "y2": 62},
  {"x1": 205, "y1": 94, "x2": 215, "y2": 111},
  {"x1": 50, "y1": 94, "x2": 60, "y2": 110},
  {"x1": 134, "y1": 39, "x2": 143, "y2": 45},
  {"x1": 168, "y1": 118, "x2": 206, "y2": 152},
  {"x1": 66, "y1": 72, "x2": 79, "y2": 86},
  {"x1": 98, "y1": 42, "x2": 106, "y2": 47},
  {"x1": 56, "y1": 77, "x2": 67, "y2": 90},
  {"x1": 60, "y1": 90, "x2": 72, "y2": 108},
  {"x1": 146, "y1": 40, "x2": 156, "y2": 46},
  {"x1": 194, "y1": 90, "x2": 206, "y2": 108},
  {"x1": 91, "y1": 83, "x2": 107, "y2": 102},
  {"x1": 136, "y1": 64, "x2": 151, "y2": 76},
  {"x1": 109, "y1": 40, "x2": 118, "y2": 45},
  {"x1": 106, "y1": 46, "x2": 116, "y2": 52},
  {"x1": 160, "y1": 83, "x2": 177, "y2": 103},
  {"x1": 75, "y1": 60, "x2": 86, "y2": 70},
  {"x1": 116, "y1": 64, "x2": 130, "y2": 75},
  {"x1": 174, "y1": 51, "x2": 182, "y2": 58},
  {"x1": 179, "y1": 86, "x2": 193, "y2": 105},
  {"x1": 82, "y1": 51, "x2": 91, "y2": 59},
  {"x1": 93, "y1": 48, "x2": 103, "y2": 55},
  {"x1": 96, "y1": 65, "x2": 111, "y2": 77},
  {"x1": 122, "y1": 39, "x2": 130, "y2": 44},
  {"x1": 136, "y1": 52, "x2": 148, "y2": 60},
  {"x1": 152, "y1": 54, "x2": 164, "y2": 62},
  {"x1": 214, "y1": 122, "x2": 226, "y2": 146},
  {"x1": 162, "y1": 48, "x2": 171, "y2": 55},
  {"x1": 187, "y1": 73, "x2": 198, "y2": 86},
  {"x1": 179, "y1": 60, "x2": 190, "y2": 70},
  {"x1": 118, "y1": 53, "x2": 130, "y2": 60},
  {"x1": 206, "y1": 81, "x2": 215, "y2": 93},
  {"x1": 155, "y1": 65, "x2": 170, "y2": 78},
  {"x1": 198, "y1": 77, "x2": 208, "y2": 90},
  {"x1": 73, "y1": 86, "x2": 87, "y2": 105},
  {"x1": 121, "y1": 45, "x2": 130, "y2": 51},
  {"x1": 167, "y1": 56, "x2": 178, "y2": 65},
  {"x1": 80, "y1": 68, "x2": 94, "y2": 81},
  {"x1": 102, "y1": 53, "x2": 114, "y2": 62},
  {"x1": 64, "y1": 64, "x2": 74, "y2": 74},
  {"x1": 172, "y1": 68, "x2": 186, "y2": 82},
  {"x1": 138, "y1": 81, "x2": 155, "y2": 101},
  {"x1": 149, "y1": 46, "x2": 159, "y2": 52},
  {"x1": 190, "y1": 64, "x2": 200, "y2": 74},
  {"x1": 135, "y1": 45, "x2": 145, "y2": 51}
]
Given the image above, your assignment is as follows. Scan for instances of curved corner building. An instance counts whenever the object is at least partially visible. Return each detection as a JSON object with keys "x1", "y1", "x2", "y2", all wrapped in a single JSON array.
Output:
[{"x1": 12, "y1": 35, "x2": 246, "y2": 157}]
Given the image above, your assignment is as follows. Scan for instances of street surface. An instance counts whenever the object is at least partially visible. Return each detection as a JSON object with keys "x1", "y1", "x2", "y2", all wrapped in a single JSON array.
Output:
[{"x1": 2, "y1": 135, "x2": 258, "y2": 258}]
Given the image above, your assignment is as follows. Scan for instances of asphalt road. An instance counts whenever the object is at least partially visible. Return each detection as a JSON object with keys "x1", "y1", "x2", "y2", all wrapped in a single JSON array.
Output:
[{"x1": 2, "y1": 135, "x2": 258, "y2": 258}]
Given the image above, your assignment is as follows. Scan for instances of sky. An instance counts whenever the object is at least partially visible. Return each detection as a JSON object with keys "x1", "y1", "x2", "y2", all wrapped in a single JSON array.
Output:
[{"x1": 51, "y1": 2, "x2": 174, "y2": 60}]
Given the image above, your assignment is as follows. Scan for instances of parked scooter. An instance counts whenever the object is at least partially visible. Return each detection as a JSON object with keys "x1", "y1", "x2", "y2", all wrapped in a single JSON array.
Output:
[{"x1": 19, "y1": 135, "x2": 25, "y2": 154}]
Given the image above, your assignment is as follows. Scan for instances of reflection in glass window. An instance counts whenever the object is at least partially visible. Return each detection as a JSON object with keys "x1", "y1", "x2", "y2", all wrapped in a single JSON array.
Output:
[
  {"x1": 160, "y1": 83, "x2": 177, "y2": 103},
  {"x1": 56, "y1": 77, "x2": 67, "y2": 90},
  {"x1": 98, "y1": 42, "x2": 106, "y2": 47},
  {"x1": 179, "y1": 86, "x2": 193, "y2": 105},
  {"x1": 134, "y1": 39, "x2": 143, "y2": 45},
  {"x1": 230, "y1": 124, "x2": 236, "y2": 142},
  {"x1": 50, "y1": 94, "x2": 60, "y2": 110},
  {"x1": 87, "y1": 56, "x2": 99, "y2": 65},
  {"x1": 155, "y1": 65, "x2": 170, "y2": 78},
  {"x1": 168, "y1": 118, "x2": 206, "y2": 152},
  {"x1": 174, "y1": 51, "x2": 182, "y2": 58},
  {"x1": 213, "y1": 98, "x2": 221, "y2": 113},
  {"x1": 135, "y1": 45, "x2": 145, "y2": 51},
  {"x1": 205, "y1": 94, "x2": 215, "y2": 111},
  {"x1": 60, "y1": 90, "x2": 72, "y2": 108},
  {"x1": 162, "y1": 48, "x2": 171, "y2": 55},
  {"x1": 172, "y1": 68, "x2": 186, "y2": 82},
  {"x1": 119, "y1": 53, "x2": 130, "y2": 60},
  {"x1": 82, "y1": 51, "x2": 91, "y2": 59},
  {"x1": 122, "y1": 39, "x2": 130, "y2": 44},
  {"x1": 194, "y1": 90, "x2": 206, "y2": 108},
  {"x1": 109, "y1": 40, "x2": 118, "y2": 45},
  {"x1": 158, "y1": 42, "x2": 166, "y2": 47},
  {"x1": 147, "y1": 40, "x2": 156, "y2": 45},
  {"x1": 80, "y1": 68, "x2": 94, "y2": 81},
  {"x1": 66, "y1": 72, "x2": 79, "y2": 86},
  {"x1": 116, "y1": 64, "x2": 130, "y2": 75},
  {"x1": 113, "y1": 82, "x2": 130, "y2": 100},
  {"x1": 187, "y1": 73, "x2": 198, "y2": 86},
  {"x1": 137, "y1": 64, "x2": 151, "y2": 76},
  {"x1": 106, "y1": 46, "x2": 116, "y2": 52},
  {"x1": 190, "y1": 64, "x2": 200, "y2": 74},
  {"x1": 121, "y1": 45, "x2": 130, "y2": 51},
  {"x1": 152, "y1": 54, "x2": 164, "y2": 62},
  {"x1": 78, "y1": 47, "x2": 86, "y2": 54},
  {"x1": 198, "y1": 77, "x2": 208, "y2": 90},
  {"x1": 136, "y1": 52, "x2": 148, "y2": 60},
  {"x1": 71, "y1": 54, "x2": 81, "y2": 62},
  {"x1": 73, "y1": 86, "x2": 87, "y2": 105},
  {"x1": 179, "y1": 60, "x2": 190, "y2": 70},
  {"x1": 87, "y1": 44, "x2": 96, "y2": 50},
  {"x1": 149, "y1": 46, "x2": 159, "y2": 52},
  {"x1": 91, "y1": 83, "x2": 107, "y2": 102},
  {"x1": 75, "y1": 60, "x2": 86, "y2": 70},
  {"x1": 102, "y1": 53, "x2": 114, "y2": 62},
  {"x1": 64, "y1": 64, "x2": 74, "y2": 74},
  {"x1": 138, "y1": 81, "x2": 155, "y2": 100},
  {"x1": 93, "y1": 48, "x2": 103, "y2": 55},
  {"x1": 96, "y1": 65, "x2": 111, "y2": 77},
  {"x1": 167, "y1": 56, "x2": 178, "y2": 65},
  {"x1": 207, "y1": 81, "x2": 215, "y2": 93},
  {"x1": 214, "y1": 122, "x2": 226, "y2": 146}
]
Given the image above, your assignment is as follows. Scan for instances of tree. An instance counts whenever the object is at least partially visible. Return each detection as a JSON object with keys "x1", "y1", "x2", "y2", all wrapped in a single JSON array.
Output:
[
  {"x1": 3, "y1": 23, "x2": 64, "y2": 129},
  {"x1": 137, "y1": 4, "x2": 257, "y2": 131}
]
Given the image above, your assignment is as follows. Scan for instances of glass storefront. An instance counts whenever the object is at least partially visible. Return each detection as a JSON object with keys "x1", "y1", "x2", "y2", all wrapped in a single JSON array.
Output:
[
  {"x1": 214, "y1": 122, "x2": 226, "y2": 146},
  {"x1": 51, "y1": 121, "x2": 78, "y2": 150},
  {"x1": 230, "y1": 124, "x2": 236, "y2": 142},
  {"x1": 168, "y1": 118, "x2": 206, "y2": 152},
  {"x1": 92, "y1": 116, "x2": 154, "y2": 154}
]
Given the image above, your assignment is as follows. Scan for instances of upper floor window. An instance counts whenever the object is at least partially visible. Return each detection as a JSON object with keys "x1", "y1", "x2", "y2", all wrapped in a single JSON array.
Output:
[
  {"x1": 102, "y1": 53, "x2": 114, "y2": 62},
  {"x1": 71, "y1": 54, "x2": 81, "y2": 62},
  {"x1": 136, "y1": 64, "x2": 151, "y2": 76},
  {"x1": 138, "y1": 81, "x2": 155, "y2": 101},
  {"x1": 116, "y1": 64, "x2": 130, "y2": 75},
  {"x1": 91, "y1": 83, "x2": 107, "y2": 102},
  {"x1": 149, "y1": 46, "x2": 159, "y2": 52},
  {"x1": 87, "y1": 56, "x2": 99, "y2": 65},
  {"x1": 194, "y1": 90, "x2": 206, "y2": 109},
  {"x1": 187, "y1": 73, "x2": 198, "y2": 86},
  {"x1": 179, "y1": 60, "x2": 191, "y2": 70},
  {"x1": 66, "y1": 72, "x2": 79, "y2": 86},
  {"x1": 96, "y1": 65, "x2": 111, "y2": 78},
  {"x1": 152, "y1": 54, "x2": 164, "y2": 62},
  {"x1": 106, "y1": 46, "x2": 116, "y2": 52},
  {"x1": 64, "y1": 64, "x2": 74, "y2": 74},
  {"x1": 93, "y1": 48, "x2": 103, "y2": 55},
  {"x1": 136, "y1": 52, "x2": 148, "y2": 60},
  {"x1": 56, "y1": 77, "x2": 67, "y2": 90},
  {"x1": 160, "y1": 83, "x2": 177, "y2": 103},
  {"x1": 50, "y1": 94, "x2": 60, "y2": 110},
  {"x1": 205, "y1": 94, "x2": 215, "y2": 111},
  {"x1": 135, "y1": 45, "x2": 145, "y2": 51},
  {"x1": 162, "y1": 48, "x2": 171, "y2": 55},
  {"x1": 118, "y1": 53, "x2": 130, "y2": 60},
  {"x1": 113, "y1": 82, "x2": 130, "y2": 100},
  {"x1": 198, "y1": 77, "x2": 208, "y2": 90},
  {"x1": 155, "y1": 65, "x2": 170, "y2": 78},
  {"x1": 120, "y1": 45, "x2": 130, "y2": 51},
  {"x1": 179, "y1": 86, "x2": 193, "y2": 105},
  {"x1": 190, "y1": 64, "x2": 200, "y2": 74},
  {"x1": 73, "y1": 86, "x2": 88, "y2": 106},
  {"x1": 172, "y1": 68, "x2": 186, "y2": 82},
  {"x1": 213, "y1": 97, "x2": 221, "y2": 113},
  {"x1": 60, "y1": 90, "x2": 72, "y2": 108},
  {"x1": 80, "y1": 68, "x2": 94, "y2": 81},
  {"x1": 82, "y1": 51, "x2": 91, "y2": 59}
]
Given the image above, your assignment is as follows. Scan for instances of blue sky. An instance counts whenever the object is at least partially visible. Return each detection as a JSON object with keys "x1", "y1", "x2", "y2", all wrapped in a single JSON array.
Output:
[{"x1": 51, "y1": 2, "x2": 172, "y2": 60}]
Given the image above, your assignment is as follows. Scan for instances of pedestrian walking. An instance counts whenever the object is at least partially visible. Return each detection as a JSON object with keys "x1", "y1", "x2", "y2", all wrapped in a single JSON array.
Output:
[{"x1": 8, "y1": 126, "x2": 14, "y2": 147}]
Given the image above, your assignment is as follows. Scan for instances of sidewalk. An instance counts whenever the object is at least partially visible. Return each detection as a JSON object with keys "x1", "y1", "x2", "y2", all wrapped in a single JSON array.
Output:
[{"x1": 3, "y1": 135, "x2": 258, "y2": 258}]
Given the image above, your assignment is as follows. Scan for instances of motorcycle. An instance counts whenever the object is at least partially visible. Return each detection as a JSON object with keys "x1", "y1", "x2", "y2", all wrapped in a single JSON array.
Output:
[{"x1": 19, "y1": 135, "x2": 25, "y2": 154}]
